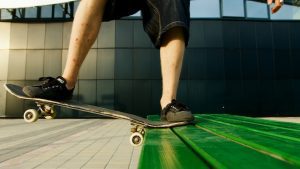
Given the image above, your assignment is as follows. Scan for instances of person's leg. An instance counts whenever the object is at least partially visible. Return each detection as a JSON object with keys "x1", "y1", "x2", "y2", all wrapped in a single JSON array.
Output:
[
  {"x1": 22, "y1": 0, "x2": 107, "y2": 99},
  {"x1": 63, "y1": 0, "x2": 107, "y2": 89},
  {"x1": 141, "y1": 0, "x2": 193, "y2": 122},
  {"x1": 159, "y1": 27, "x2": 193, "y2": 122},
  {"x1": 160, "y1": 27, "x2": 185, "y2": 109}
]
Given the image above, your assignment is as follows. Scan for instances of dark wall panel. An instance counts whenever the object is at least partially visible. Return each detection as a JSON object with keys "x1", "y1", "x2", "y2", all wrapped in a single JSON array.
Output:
[{"x1": 112, "y1": 19, "x2": 300, "y2": 117}]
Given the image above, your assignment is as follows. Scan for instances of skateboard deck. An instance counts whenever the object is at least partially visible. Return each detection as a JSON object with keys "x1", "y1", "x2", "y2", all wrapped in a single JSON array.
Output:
[
  {"x1": 0, "y1": 0, "x2": 78, "y2": 9},
  {"x1": 4, "y1": 83, "x2": 191, "y2": 146}
]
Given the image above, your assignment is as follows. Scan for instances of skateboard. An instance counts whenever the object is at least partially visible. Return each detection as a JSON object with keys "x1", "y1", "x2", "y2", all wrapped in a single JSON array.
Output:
[
  {"x1": 0, "y1": 0, "x2": 78, "y2": 9},
  {"x1": 4, "y1": 83, "x2": 191, "y2": 146}
]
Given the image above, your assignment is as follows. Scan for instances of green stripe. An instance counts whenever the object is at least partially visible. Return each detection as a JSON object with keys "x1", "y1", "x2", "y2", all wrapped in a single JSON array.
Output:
[
  {"x1": 196, "y1": 115, "x2": 300, "y2": 166},
  {"x1": 200, "y1": 114, "x2": 300, "y2": 131},
  {"x1": 200, "y1": 115, "x2": 300, "y2": 142},
  {"x1": 138, "y1": 128, "x2": 209, "y2": 169},
  {"x1": 139, "y1": 116, "x2": 208, "y2": 169},
  {"x1": 173, "y1": 125, "x2": 298, "y2": 169}
]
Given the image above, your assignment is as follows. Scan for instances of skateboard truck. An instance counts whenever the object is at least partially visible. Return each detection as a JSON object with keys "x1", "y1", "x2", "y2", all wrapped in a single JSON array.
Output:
[{"x1": 23, "y1": 102, "x2": 56, "y2": 123}]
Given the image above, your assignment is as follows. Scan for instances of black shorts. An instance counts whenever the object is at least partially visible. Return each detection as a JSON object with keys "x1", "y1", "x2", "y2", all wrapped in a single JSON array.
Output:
[{"x1": 103, "y1": 0, "x2": 190, "y2": 48}]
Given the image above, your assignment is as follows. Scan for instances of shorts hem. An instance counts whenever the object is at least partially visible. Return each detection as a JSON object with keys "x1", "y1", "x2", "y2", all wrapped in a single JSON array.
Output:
[{"x1": 153, "y1": 21, "x2": 189, "y2": 48}]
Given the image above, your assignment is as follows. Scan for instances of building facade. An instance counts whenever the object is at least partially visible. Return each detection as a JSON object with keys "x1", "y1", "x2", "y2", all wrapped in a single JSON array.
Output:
[{"x1": 0, "y1": 0, "x2": 300, "y2": 118}]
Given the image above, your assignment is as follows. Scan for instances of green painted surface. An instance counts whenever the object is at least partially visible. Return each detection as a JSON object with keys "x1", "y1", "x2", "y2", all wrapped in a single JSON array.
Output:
[
  {"x1": 196, "y1": 114, "x2": 300, "y2": 167},
  {"x1": 139, "y1": 115, "x2": 300, "y2": 169},
  {"x1": 138, "y1": 128, "x2": 209, "y2": 169},
  {"x1": 173, "y1": 125, "x2": 298, "y2": 169}
]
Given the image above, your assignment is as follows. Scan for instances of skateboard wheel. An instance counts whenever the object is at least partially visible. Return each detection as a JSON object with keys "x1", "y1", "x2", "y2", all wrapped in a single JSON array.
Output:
[
  {"x1": 24, "y1": 109, "x2": 39, "y2": 123},
  {"x1": 44, "y1": 109, "x2": 56, "y2": 120},
  {"x1": 129, "y1": 132, "x2": 143, "y2": 146}
]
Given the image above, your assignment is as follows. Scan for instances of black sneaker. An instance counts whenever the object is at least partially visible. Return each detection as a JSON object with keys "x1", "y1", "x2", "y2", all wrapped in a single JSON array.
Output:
[
  {"x1": 23, "y1": 76, "x2": 74, "y2": 100},
  {"x1": 161, "y1": 99, "x2": 194, "y2": 122}
]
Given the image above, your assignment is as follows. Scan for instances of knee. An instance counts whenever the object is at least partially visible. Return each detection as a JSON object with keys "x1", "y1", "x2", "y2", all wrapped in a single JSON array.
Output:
[{"x1": 161, "y1": 27, "x2": 186, "y2": 47}]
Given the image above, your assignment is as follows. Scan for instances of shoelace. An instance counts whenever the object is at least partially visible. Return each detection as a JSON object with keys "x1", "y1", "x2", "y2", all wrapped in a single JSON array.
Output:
[
  {"x1": 169, "y1": 100, "x2": 189, "y2": 111},
  {"x1": 38, "y1": 77, "x2": 60, "y2": 90},
  {"x1": 38, "y1": 77, "x2": 55, "y2": 82}
]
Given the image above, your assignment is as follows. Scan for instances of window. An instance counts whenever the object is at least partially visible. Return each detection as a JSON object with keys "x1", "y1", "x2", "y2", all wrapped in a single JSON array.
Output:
[
  {"x1": 131, "y1": 11, "x2": 141, "y2": 17},
  {"x1": 246, "y1": 1, "x2": 268, "y2": 19},
  {"x1": 54, "y1": 4, "x2": 64, "y2": 18},
  {"x1": 271, "y1": 4, "x2": 300, "y2": 20},
  {"x1": 41, "y1": 6, "x2": 52, "y2": 18},
  {"x1": 0, "y1": 9, "x2": 13, "y2": 19},
  {"x1": 222, "y1": 0, "x2": 245, "y2": 17},
  {"x1": 128, "y1": 0, "x2": 221, "y2": 18},
  {"x1": 191, "y1": 0, "x2": 220, "y2": 18},
  {"x1": 25, "y1": 7, "x2": 37, "y2": 18},
  {"x1": 74, "y1": 1, "x2": 79, "y2": 14},
  {"x1": 15, "y1": 9, "x2": 24, "y2": 18}
]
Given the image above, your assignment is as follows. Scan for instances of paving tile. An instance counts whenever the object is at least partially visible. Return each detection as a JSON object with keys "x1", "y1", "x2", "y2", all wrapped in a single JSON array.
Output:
[{"x1": 0, "y1": 119, "x2": 140, "y2": 169}]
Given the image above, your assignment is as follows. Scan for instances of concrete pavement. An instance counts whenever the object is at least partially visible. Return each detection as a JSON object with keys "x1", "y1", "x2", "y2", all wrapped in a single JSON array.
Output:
[{"x1": 0, "y1": 119, "x2": 141, "y2": 169}]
